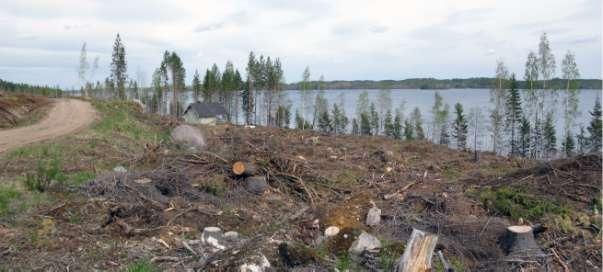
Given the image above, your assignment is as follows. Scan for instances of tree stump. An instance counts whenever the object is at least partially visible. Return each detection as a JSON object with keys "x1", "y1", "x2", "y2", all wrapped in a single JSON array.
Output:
[
  {"x1": 232, "y1": 161, "x2": 258, "y2": 176},
  {"x1": 502, "y1": 225, "x2": 546, "y2": 262},
  {"x1": 395, "y1": 228, "x2": 439, "y2": 272}
]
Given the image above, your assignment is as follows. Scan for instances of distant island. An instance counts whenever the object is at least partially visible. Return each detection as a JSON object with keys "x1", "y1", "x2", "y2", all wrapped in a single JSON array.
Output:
[{"x1": 283, "y1": 77, "x2": 603, "y2": 90}]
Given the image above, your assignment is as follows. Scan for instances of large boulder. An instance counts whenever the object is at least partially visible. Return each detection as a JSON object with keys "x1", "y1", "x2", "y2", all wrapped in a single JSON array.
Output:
[{"x1": 170, "y1": 125, "x2": 206, "y2": 149}]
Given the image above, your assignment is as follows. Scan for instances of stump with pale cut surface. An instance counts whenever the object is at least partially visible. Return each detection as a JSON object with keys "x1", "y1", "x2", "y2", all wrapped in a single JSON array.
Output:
[
  {"x1": 232, "y1": 161, "x2": 258, "y2": 176},
  {"x1": 395, "y1": 228, "x2": 439, "y2": 272}
]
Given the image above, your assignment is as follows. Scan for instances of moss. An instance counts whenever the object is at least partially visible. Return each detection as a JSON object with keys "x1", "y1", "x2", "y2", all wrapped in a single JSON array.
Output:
[{"x1": 478, "y1": 186, "x2": 569, "y2": 220}]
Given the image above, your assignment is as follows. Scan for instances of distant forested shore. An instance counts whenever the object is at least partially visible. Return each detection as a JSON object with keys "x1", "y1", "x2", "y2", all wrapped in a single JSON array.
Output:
[{"x1": 283, "y1": 77, "x2": 602, "y2": 90}]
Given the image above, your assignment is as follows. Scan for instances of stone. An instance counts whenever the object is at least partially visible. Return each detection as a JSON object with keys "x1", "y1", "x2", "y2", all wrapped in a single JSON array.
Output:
[
  {"x1": 113, "y1": 165, "x2": 127, "y2": 173},
  {"x1": 348, "y1": 231, "x2": 381, "y2": 255},
  {"x1": 170, "y1": 125, "x2": 206, "y2": 149},
  {"x1": 201, "y1": 226, "x2": 226, "y2": 252},
  {"x1": 365, "y1": 206, "x2": 382, "y2": 227},
  {"x1": 324, "y1": 226, "x2": 340, "y2": 237},
  {"x1": 224, "y1": 231, "x2": 240, "y2": 241},
  {"x1": 245, "y1": 176, "x2": 269, "y2": 195},
  {"x1": 239, "y1": 254, "x2": 271, "y2": 272}
]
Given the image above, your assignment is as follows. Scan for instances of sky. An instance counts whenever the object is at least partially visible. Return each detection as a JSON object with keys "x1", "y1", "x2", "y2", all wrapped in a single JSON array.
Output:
[{"x1": 0, "y1": 0, "x2": 601, "y2": 89}]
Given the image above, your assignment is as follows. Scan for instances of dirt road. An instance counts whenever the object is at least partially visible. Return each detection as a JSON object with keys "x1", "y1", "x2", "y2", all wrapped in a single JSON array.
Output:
[{"x1": 0, "y1": 99, "x2": 96, "y2": 153}]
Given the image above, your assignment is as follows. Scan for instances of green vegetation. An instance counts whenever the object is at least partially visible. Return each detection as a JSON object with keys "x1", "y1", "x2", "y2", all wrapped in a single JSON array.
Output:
[
  {"x1": 0, "y1": 78, "x2": 63, "y2": 96},
  {"x1": 125, "y1": 259, "x2": 158, "y2": 272},
  {"x1": 379, "y1": 241, "x2": 405, "y2": 271},
  {"x1": 282, "y1": 77, "x2": 602, "y2": 90},
  {"x1": 93, "y1": 100, "x2": 169, "y2": 142},
  {"x1": 478, "y1": 186, "x2": 569, "y2": 220},
  {"x1": 433, "y1": 255, "x2": 465, "y2": 272},
  {"x1": 0, "y1": 185, "x2": 21, "y2": 216},
  {"x1": 24, "y1": 156, "x2": 65, "y2": 192}
]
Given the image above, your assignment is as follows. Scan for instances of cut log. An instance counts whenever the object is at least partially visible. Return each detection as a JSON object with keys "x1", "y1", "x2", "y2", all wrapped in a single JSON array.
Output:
[
  {"x1": 395, "y1": 228, "x2": 439, "y2": 272},
  {"x1": 232, "y1": 161, "x2": 258, "y2": 176},
  {"x1": 501, "y1": 225, "x2": 546, "y2": 262}
]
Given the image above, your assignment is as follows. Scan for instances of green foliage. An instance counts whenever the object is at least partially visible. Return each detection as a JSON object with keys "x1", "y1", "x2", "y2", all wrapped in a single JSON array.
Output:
[
  {"x1": 369, "y1": 103, "x2": 380, "y2": 135},
  {"x1": 453, "y1": 103, "x2": 468, "y2": 149},
  {"x1": 505, "y1": 74, "x2": 523, "y2": 156},
  {"x1": 0, "y1": 78, "x2": 63, "y2": 96},
  {"x1": 111, "y1": 33, "x2": 128, "y2": 100},
  {"x1": 379, "y1": 241, "x2": 405, "y2": 271},
  {"x1": 478, "y1": 187, "x2": 568, "y2": 220},
  {"x1": 276, "y1": 105, "x2": 291, "y2": 128},
  {"x1": 360, "y1": 113, "x2": 371, "y2": 135},
  {"x1": 125, "y1": 259, "x2": 158, "y2": 272},
  {"x1": 587, "y1": 98, "x2": 602, "y2": 152},
  {"x1": 317, "y1": 108, "x2": 333, "y2": 133},
  {"x1": 331, "y1": 103, "x2": 349, "y2": 134},
  {"x1": 295, "y1": 110, "x2": 312, "y2": 130},
  {"x1": 0, "y1": 185, "x2": 21, "y2": 216},
  {"x1": 543, "y1": 112, "x2": 557, "y2": 157},
  {"x1": 24, "y1": 156, "x2": 65, "y2": 192},
  {"x1": 404, "y1": 119, "x2": 414, "y2": 140},
  {"x1": 411, "y1": 107, "x2": 425, "y2": 140},
  {"x1": 433, "y1": 255, "x2": 465, "y2": 272},
  {"x1": 561, "y1": 133, "x2": 575, "y2": 157},
  {"x1": 383, "y1": 110, "x2": 394, "y2": 137},
  {"x1": 93, "y1": 100, "x2": 168, "y2": 142},
  {"x1": 519, "y1": 117, "x2": 531, "y2": 157}
]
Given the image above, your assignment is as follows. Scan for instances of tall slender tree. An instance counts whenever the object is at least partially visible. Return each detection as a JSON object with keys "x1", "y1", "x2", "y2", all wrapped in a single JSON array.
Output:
[
  {"x1": 519, "y1": 117, "x2": 531, "y2": 157},
  {"x1": 110, "y1": 34, "x2": 127, "y2": 100},
  {"x1": 490, "y1": 60, "x2": 508, "y2": 153},
  {"x1": 587, "y1": 98, "x2": 602, "y2": 152},
  {"x1": 561, "y1": 50, "x2": 581, "y2": 152},
  {"x1": 192, "y1": 70, "x2": 201, "y2": 101},
  {"x1": 543, "y1": 112, "x2": 557, "y2": 158},
  {"x1": 505, "y1": 74, "x2": 523, "y2": 156},
  {"x1": 538, "y1": 32, "x2": 556, "y2": 90},
  {"x1": 411, "y1": 107, "x2": 425, "y2": 140},
  {"x1": 453, "y1": 103, "x2": 468, "y2": 150},
  {"x1": 243, "y1": 52, "x2": 256, "y2": 125}
]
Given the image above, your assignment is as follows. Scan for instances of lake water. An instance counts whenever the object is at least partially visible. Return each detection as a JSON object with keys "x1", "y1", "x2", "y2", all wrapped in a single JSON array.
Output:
[{"x1": 177, "y1": 88, "x2": 602, "y2": 151}]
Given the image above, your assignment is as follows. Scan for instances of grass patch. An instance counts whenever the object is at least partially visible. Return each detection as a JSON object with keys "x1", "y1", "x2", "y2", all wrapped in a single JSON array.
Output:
[
  {"x1": 0, "y1": 185, "x2": 21, "y2": 216},
  {"x1": 477, "y1": 186, "x2": 569, "y2": 220},
  {"x1": 379, "y1": 241, "x2": 405, "y2": 271},
  {"x1": 433, "y1": 255, "x2": 465, "y2": 272},
  {"x1": 93, "y1": 100, "x2": 168, "y2": 142},
  {"x1": 125, "y1": 259, "x2": 158, "y2": 272}
]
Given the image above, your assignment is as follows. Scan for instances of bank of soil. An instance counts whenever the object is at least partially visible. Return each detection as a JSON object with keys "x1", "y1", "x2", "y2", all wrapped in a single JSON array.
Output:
[
  {"x1": 0, "y1": 92, "x2": 52, "y2": 129},
  {"x1": 0, "y1": 108, "x2": 600, "y2": 271}
]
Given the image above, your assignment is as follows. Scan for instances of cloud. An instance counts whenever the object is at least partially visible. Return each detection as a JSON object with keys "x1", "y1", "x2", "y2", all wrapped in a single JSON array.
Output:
[{"x1": 0, "y1": 0, "x2": 599, "y2": 88}]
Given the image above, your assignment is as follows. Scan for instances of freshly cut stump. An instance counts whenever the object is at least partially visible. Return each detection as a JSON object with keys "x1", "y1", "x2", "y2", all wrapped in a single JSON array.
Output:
[
  {"x1": 502, "y1": 225, "x2": 546, "y2": 262},
  {"x1": 232, "y1": 161, "x2": 258, "y2": 176},
  {"x1": 395, "y1": 228, "x2": 439, "y2": 272}
]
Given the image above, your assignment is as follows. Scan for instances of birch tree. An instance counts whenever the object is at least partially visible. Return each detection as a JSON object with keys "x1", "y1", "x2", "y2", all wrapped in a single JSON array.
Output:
[
  {"x1": 490, "y1": 60, "x2": 508, "y2": 154},
  {"x1": 538, "y1": 32, "x2": 556, "y2": 90},
  {"x1": 561, "y1": 50, "x2": 580, "y2": 145}
]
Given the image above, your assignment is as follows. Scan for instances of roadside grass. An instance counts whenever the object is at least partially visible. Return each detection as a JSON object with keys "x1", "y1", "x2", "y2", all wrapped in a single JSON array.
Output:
[{"x1": 0, "y1": 99, "x2": 171, "y2": 223}]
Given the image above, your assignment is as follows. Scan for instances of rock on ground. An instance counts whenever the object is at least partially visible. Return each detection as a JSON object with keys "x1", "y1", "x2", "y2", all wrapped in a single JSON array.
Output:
[
  {"x1": 365, "y1": 206, "x2": 381, "y2": 227},
  {"x1": 324, "y1": 226, "x2": 340, "y2": 237},
  {"x1": 170, "y1": 124, "x2": 206, "y2": 149},
  {"x1": 349, "y1": 231, "x2": 381, "y2": 255},
  {"x1": 238, "y1": 253, "x2": 271, "y2": 272}
]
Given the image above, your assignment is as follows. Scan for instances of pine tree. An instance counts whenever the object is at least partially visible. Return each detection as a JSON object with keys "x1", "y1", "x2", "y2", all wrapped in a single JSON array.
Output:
[
  {"x1": 561, "y1": 133, "x2": 575, "y2": 157},
  {"x1": 360, "y1": 113, "x2": 371, "y2": 136},
  {"x1": 519, "y1": 117, "x2": 531, "y2": 157},
  {"x1": 505, "y1": 74, "x2": 523, "y2": 156},
  {"x1": 383, "y1": 110, "x2": 394, "y2": 137},
  {"x1": 452, "y1": 103, "x2": 468, "y2": 150},
  {"x1": 587, "y1": 99, "x2": 602, "y2": 152},
  {"x1": 331, "y1": 103, "x2": 348, "y2": 134},
  {"x1": 393, "y1": 113, "x2": 402, "y2": 140},
  {"x1": 317, "y1": 108, "x2": 333, "y2": 133},
  {"x1": 369, "y1": 103, "x2": 379, "y2": 135},
  {"x1": 110, "y1": 33, "x2": 127, "y2": 100},
  {"x1": 411, "y1": 108, "x2": 425, "y2": 140},
  {"x1": 192, "y1": 70, "x2": 202, "y2": 101},
  {"x1": 543, "y1": 112, "x2": 557, "y2": 158},
  {"x1": 531, "y1": 118, "x2": 543, "y2": 159},
  {"x1": 295, "y1": 110, "x2": 311, "y2": 130},
  {"x1": 404, "y1": 120, "x2": 414, "y2": 140}
]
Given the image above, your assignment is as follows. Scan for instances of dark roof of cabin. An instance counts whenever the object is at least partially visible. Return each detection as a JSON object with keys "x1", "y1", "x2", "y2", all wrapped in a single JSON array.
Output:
[{"x1": 184, "y1": 102, "x2": 227, "y2": 118}]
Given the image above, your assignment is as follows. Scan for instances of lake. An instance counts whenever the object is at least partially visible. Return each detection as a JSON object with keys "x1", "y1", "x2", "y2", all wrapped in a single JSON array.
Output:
[{"x1": 176, "y1": 88, "x2": 602, "y2": 151}]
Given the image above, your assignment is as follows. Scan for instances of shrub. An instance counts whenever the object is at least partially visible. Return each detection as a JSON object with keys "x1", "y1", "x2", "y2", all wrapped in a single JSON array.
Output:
[{"x1": 24, "y1": 157, "x2": 65, "y2": 192}]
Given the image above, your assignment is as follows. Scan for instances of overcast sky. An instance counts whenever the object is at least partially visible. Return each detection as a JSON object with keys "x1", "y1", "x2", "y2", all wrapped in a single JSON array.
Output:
[{"x1": 0, "y1": 0, "x2": 600, "y2": 88}]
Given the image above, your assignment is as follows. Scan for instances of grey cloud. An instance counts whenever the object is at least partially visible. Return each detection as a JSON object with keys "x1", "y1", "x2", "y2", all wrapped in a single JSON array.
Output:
[{"x1": 195, "y1": 22, "x2": 225, "y2": 33}]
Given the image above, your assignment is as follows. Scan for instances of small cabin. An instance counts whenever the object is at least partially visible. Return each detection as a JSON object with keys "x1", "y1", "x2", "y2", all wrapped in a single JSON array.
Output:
[{"x1": 183, "y1": 102, "x2": 227, "y2": 125}]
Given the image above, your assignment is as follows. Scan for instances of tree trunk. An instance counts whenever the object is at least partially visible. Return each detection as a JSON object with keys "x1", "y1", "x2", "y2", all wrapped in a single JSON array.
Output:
[
  {"x1": 501, "y1": 225, "x2": 546, "y2": 262},
  {"x1": 232, "y1": 161, "x2": 258, "y2": 176},
  {"x1": 395, "y1": 228, "x2": 438, "y2": 272}
]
